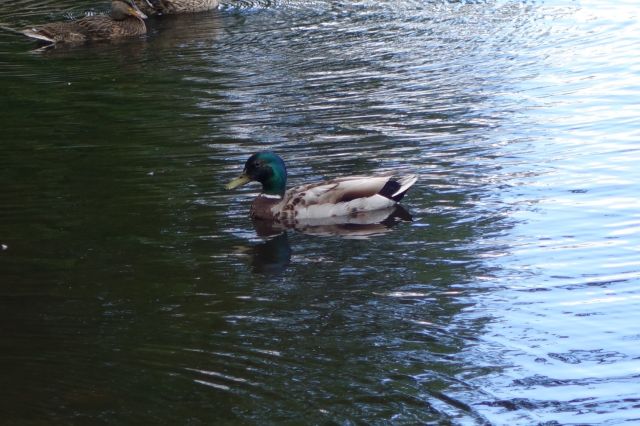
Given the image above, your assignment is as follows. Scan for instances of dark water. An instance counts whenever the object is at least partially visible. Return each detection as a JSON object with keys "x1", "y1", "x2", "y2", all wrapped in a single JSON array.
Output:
[{"x1": 1, "y1": 0, "x2": 640, "y2": 424}]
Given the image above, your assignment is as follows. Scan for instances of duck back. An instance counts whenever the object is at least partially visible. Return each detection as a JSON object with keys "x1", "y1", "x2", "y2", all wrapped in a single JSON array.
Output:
[{"x1": 136, "y1": 0, "x2": 219, "y2": 15}]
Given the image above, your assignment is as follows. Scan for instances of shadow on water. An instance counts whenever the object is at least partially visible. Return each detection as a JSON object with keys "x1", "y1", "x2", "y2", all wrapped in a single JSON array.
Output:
[{"x1": 246, "y1": 232, "x2": 292, "y2": 274}]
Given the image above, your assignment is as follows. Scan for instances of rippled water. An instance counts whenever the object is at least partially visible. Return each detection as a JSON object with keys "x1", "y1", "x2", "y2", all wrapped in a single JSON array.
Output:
[{"x1": 1, "y1": 0, "x2": 639, "y2": 424}]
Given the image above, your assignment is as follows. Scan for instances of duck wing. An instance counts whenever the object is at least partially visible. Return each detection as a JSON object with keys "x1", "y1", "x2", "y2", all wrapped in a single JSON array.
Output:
[
  {"x1": 75, "y1": 16, "x2": 146, "y2": 39},
  {"x1": 277, "y1": 174, "x2": 417, "y2": 220}
]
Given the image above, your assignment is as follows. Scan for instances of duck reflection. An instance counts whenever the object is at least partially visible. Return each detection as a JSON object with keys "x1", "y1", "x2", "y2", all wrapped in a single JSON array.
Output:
[
  {"x1": 246, "y1": 205, "x2": 412, "y2": 274},
  {"x1": 143, "y1": 9, "x2": 223, "y2": 49},
  {"x1": 248, "y1": 232, "x2": 292, "y2": 275},
  {"x1": 253, "y1": 205, "x2": 413, "y2": 239}
]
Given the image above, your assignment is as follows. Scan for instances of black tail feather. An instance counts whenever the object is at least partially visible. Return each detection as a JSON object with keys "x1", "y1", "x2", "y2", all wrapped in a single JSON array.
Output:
[{"x1": 379, "y1": 180, "x2": 407, "y2": 202}]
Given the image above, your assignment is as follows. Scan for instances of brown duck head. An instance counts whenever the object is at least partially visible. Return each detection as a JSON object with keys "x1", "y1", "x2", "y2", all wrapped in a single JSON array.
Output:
[{"x1": 111, "y1": 0, "x2": 148, "y2": 21}]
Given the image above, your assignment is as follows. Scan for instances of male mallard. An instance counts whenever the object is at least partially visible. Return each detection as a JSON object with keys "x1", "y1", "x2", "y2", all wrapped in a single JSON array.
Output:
[
  {"x1": 134, "y1": 0, "x2": 219, "y2": 15},
  {"x1": 226, "y1": 152, "x2": 418, "y2": 222},
  {"x1": 22, "y1": 0, "x2": 147, "y2": 45}
]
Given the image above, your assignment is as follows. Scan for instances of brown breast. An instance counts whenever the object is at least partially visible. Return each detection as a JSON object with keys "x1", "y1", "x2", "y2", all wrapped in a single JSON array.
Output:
[{"x1": 250, "y1": 196, "x2": 280, "y2": 220}]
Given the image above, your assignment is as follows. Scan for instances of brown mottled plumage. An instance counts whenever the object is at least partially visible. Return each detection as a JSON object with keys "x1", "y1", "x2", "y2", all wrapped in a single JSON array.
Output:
[
  {"x1": 22, "y1": 0, "x2": 147, "y2": 45},
  {"x1": 134, "y1": 0, "x2": 219, "y2": 15}
]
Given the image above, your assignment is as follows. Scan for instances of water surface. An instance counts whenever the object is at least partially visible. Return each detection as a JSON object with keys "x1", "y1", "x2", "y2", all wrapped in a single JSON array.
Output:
[{"x1": 1, "y1": 0, "x2": 639, "y2": 424}]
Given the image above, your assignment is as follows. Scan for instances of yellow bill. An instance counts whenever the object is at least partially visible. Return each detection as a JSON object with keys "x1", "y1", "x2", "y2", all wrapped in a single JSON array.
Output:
[{"x1": 226, "y1": 173, "x2": 252, "y2": 190}]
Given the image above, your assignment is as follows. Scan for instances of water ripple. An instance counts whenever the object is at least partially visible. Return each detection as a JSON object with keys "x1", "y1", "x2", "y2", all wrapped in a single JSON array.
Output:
[{"x1": 2, "y1": 0, "x2": 640, "y2": 424}]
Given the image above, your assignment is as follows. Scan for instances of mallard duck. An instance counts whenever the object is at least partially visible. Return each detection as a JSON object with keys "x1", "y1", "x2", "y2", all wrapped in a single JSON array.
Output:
[
  {"x1": 134, "y1": 0, "x2": 219, "y2": 15},
  {"x1": 226, "y1": 152, "x2": 418, "y2": 222},
  {"x1": 22, "y1": 0, "x2": 147, "y2": 44}
]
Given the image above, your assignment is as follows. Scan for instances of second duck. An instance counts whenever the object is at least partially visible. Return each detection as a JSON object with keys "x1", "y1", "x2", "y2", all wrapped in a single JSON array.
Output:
[
  {"x1": 134, "y1": 0, "x2": 220, "y2": 15},
  {"x1": 22, "y1": 0, "x2": 147, "y2": 45}
]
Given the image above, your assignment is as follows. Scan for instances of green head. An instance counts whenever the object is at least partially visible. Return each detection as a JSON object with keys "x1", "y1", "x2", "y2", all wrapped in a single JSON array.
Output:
[{"x1": 226, "y1": 152, "x2": 287, "y2": 196}]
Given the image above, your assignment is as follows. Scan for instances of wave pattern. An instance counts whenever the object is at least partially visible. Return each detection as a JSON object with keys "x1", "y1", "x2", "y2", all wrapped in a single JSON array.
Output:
[{"x1": 1, "y1": 0, "x2": 639, "y2": 424}]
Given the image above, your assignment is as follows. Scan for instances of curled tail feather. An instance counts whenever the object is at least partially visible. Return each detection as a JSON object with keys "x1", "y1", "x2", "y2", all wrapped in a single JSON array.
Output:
[
  {"x1": 379, "y1": 175, "x2": 418, "y2": 202},
  {"x1": 392, "y1": 175, "x2": 418, "y2": 200}
]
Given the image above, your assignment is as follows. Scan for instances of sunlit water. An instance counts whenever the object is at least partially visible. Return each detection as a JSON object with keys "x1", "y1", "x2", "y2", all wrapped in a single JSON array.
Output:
[{"x1": 1, "y1": 0, "x2": 639, "y2": 424}]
